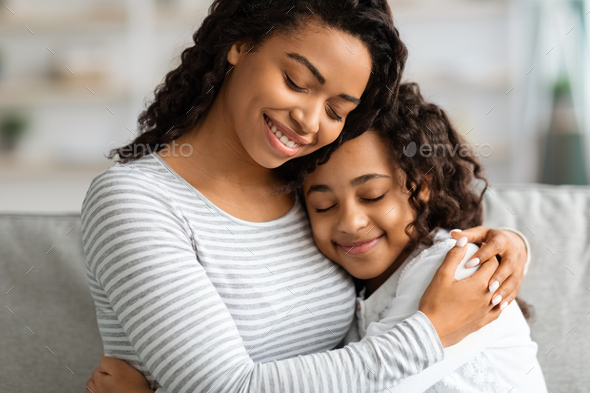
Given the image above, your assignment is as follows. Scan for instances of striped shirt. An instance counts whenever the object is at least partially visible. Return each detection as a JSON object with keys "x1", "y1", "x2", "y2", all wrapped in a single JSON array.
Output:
[{"x1": 81, "y1": 151, "x2": 443, "y2": 393}]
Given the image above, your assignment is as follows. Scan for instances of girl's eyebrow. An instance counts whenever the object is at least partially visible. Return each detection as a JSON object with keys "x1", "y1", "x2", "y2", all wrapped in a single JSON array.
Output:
[
  {"x1": 285, "y1": 52, "x2": 361, "y2": 105},
  {"x1": 350, "y1": 173, "x2": 390, "y2": 186},
  {"x1": 306, "y1": 173, "x2": 390, "y2": 196},
  {"x1": 306, "y1": 184, "x2": 332, "y2": 196}
]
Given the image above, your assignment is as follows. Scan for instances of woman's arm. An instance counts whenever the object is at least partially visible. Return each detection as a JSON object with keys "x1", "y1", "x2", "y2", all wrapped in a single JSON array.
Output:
[
  {"x1": 363, "y1": 241, "x2": 494, "y2": 392},
  {"x1": 82, "y1": 170, "x2": 499, "y2": 393}
]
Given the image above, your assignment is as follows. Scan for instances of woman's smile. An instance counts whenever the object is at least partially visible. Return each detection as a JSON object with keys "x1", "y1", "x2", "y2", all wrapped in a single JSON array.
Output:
[{"x1": 263, "y1": 114, "x2": 307, "y2": 157}]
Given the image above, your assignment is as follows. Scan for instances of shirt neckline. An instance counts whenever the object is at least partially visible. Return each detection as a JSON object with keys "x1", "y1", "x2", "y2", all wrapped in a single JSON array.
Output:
[{"x1": 149, "y1": 151, "x2": 301, "y2": 228}]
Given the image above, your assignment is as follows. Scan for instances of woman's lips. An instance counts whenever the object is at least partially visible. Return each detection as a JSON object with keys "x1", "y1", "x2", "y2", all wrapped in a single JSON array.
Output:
[
  {"x1": 264, "y1": 115, "x2": 302, "y2": 158},
  {"x1": 337, "y1": 235, "x2": 384, "y2": 255}
]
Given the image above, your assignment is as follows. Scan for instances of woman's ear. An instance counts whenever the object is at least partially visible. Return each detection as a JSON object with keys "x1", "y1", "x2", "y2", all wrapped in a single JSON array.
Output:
[{"x1": 227, "y1": 39, "x2": 253, "y2": 66}]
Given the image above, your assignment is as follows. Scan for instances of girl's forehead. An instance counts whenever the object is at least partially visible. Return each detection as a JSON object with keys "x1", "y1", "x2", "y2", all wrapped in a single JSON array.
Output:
[{"x1": 304, "y1": 132, "x2": 395, "y2": 185}]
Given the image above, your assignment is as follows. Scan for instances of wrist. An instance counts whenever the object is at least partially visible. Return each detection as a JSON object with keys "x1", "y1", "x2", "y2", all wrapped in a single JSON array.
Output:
[{"x1": 500, "y1": 227, "x2": 531, "y2": 275}]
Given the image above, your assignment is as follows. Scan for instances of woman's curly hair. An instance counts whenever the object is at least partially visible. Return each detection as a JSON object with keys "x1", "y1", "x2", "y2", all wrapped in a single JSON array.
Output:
[
  {"x1": 106, "y1": 0, "x2": 408, "y2": 165},
  {"x1": 374, "y1": 82, "x2": 489, "y2": 250}
]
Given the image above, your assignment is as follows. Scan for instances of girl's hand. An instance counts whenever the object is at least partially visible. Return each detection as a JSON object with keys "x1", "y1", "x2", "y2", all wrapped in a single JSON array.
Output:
[
  {"x1": 450, "y1": 227, "x2": 527, "y2": 311},
  {"x1": 419, "y1": 236, "x2": 501, "y2": 347},
  {"x1": 86, "y1": 356, "x2": 154, "y2": 393}
]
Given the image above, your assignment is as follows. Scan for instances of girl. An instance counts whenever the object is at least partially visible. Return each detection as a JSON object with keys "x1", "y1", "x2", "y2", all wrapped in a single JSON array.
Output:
[
  {"x1": 83, "y1": 1, "x2": 531, "y2": 392},
  {"x1": 302, "y1": 82, "x2": 547, "y2": 392}
]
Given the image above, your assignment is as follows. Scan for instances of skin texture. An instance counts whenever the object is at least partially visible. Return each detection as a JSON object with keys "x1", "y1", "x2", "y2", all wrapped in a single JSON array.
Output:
[
  {"x1": 85, "y1": 20, "x2": 529, "y2": 393},
  {"x1": 157, "y1": 19, "x2": 372, "y2": 223}
]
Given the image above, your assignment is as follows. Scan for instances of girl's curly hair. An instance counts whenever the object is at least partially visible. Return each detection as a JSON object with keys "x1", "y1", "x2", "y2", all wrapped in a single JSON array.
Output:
[
  {"x1": 378, "y1": 83, "x2": 535, "y2": 320},
  {"x1": 107, "y1": 0, "x2": 408, "y2": 165},
  {"x1": 375, "y1": 82, "x2": 489, "y2": 250}
]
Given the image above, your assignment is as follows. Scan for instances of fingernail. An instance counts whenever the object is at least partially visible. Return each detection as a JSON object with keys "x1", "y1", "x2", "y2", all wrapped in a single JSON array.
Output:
[
  {"x1": 492, "y1": 294, "x2": 502, "y2": 306},
  {"x1": 456, "y1": 236, "x2": 468, "y2": 248},
  {"x1": 500, "y1": 301, "x2": 508, "y2": 311},
  {"x1": 465, "y1": 258, "x2": 480, "y2": 268},
  {"x1": 489, "y1": 280, "x2": 500, "y2": 293},
  {"x1": 450, "y1": 229, "x2": 462, "y2": 233}
]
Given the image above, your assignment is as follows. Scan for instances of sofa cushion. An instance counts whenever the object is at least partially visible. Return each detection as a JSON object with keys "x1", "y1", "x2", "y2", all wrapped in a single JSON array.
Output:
[
  {"x1": 483, "y1": 183, "x2": 590, "y2": 392},
  {"x1": 0, "y1": 214, "x2": 103, "y2": 393}
]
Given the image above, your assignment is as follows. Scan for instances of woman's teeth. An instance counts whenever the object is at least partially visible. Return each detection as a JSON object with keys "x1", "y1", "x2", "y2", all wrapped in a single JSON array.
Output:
[{"x1": 266, "y1": 117, "x2": 300, "y2": 149}]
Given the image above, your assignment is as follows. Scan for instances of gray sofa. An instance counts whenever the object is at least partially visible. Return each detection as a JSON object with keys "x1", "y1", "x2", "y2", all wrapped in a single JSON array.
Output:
[{"x1": 1, "y1": 184, "x2": 589, "y2": 392}]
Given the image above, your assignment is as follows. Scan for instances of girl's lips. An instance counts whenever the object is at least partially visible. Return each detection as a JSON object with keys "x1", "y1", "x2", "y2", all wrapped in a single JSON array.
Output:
[
  {"x1": 337, "y1": 235, "x2": 384, "y2": 256},
  {"x1": 264, "y1": 115, "x2": 302, "y2": 158}
]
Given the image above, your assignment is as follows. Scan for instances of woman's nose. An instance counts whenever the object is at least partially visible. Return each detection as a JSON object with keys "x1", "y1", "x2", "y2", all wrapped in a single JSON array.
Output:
[
  {"x1": 337, "y1": 204, "x2": 369, "y2": 235},
  {"x1": 291, "y1": 102, "x2": 321, "y2": 135}
]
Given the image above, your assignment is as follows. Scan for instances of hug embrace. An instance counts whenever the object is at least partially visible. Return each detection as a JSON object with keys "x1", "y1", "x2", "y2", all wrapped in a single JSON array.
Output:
[{"x1": 82, "y1": 1, "x2": 547, "y2": 392}]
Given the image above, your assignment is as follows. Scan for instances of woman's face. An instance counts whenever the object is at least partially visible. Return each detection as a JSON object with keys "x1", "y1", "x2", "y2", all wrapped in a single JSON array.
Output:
[
  {"x1": 224, "y1": 19, "x2": 372, "y2": 169},
  {"x1": 302, "y1": 131, "x2": 421, "y2": 280}
]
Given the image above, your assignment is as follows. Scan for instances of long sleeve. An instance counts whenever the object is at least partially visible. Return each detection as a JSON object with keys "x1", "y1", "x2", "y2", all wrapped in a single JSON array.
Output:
[
  {"x1": 363, "y1": 241, "x2": 493, "y2": 392},
  {"x1": 500, "y1": 227, "x2": 531, "y2": 275},
  {"x1": 81, "y1": 168, "x2": 444, "y2": 393}
]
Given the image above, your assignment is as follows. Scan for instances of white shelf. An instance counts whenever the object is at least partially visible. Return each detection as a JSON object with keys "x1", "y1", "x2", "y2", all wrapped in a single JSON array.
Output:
[
  {"x1": 391, "y1": 0, "x2": 509, "y2": 21},
  {"x1": 0, "y1": 7, "x2": 127, "y2": 34},
  {"x1": 0, "y1": 78, "x2": 130, "y2": 107}
]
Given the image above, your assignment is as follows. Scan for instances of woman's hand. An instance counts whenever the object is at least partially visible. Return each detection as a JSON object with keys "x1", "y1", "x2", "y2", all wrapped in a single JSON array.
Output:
[
  {"x1": 86, "y1": 356, "x2": 154, "y2": 393},
  {"x1": 450, "y1": 227, "x2": 527, "y2": 310},
  {"x1": 419, "y1": 236, "x2": 501, "y2": 347}
]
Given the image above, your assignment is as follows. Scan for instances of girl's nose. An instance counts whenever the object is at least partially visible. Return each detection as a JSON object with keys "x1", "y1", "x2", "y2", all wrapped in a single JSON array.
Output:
[{"x1": 337, "y1": 204, "x2": 369, "y2": 235}]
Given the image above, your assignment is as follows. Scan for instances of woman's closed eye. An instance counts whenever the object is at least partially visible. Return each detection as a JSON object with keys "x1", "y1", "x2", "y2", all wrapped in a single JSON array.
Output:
[
  {"x1": 284, "y1": 73, "x2": 305, "y2": 92},
  {"x1": 284, "y1": 72, "x2": 343, "y2": 122}
]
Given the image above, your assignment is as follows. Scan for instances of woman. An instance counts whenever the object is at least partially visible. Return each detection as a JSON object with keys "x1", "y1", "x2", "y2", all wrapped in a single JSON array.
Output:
[{"x1": 83, "y1": 1, "x2": 529, "y2": 392}]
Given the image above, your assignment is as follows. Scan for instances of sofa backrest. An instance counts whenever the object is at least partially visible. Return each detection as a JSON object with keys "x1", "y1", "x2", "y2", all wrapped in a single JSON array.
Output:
[
  {"x1": 482, "y1": 184, "x2": 590, "y2": 392},
  {"x1": 0, "y1": 214, "x2": 102, "y2": 392},
  {"x1": 1, "y1": 183, "x2": 589, "y2": 392}
]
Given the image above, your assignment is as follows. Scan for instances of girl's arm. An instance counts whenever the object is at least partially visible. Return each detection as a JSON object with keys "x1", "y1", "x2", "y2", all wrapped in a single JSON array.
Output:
[{"x1": 81, "y1": 171, "x2": 499, "y2": 393}]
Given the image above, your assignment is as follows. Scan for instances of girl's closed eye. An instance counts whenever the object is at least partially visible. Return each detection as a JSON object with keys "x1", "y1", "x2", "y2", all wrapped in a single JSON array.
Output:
[
  {"x1": 361, "y1": 193, "x2": 386, "y2": 202},
  {"x1": 315, "y1": 204, "x2": 336, "y2": 213}
]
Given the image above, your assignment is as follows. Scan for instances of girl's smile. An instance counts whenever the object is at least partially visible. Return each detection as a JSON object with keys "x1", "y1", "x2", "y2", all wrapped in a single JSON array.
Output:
[{"x1": 335, "y1": 234, "x2": 385, "y2": 255}]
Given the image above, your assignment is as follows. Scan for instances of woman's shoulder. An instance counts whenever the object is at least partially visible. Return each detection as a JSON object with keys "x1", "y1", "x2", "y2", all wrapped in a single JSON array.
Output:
[
  {"x1": 81, "y1": 153, "x2": 185, "y2": 221},
  {"x1": 88, "y1": 153, "x2": 170, "y2": 189}
]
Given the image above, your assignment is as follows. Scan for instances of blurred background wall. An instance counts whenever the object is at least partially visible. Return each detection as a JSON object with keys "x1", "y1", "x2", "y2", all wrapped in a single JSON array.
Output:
[{"x1": 0, "y1": 0, "x2": 588, "y2": 212}]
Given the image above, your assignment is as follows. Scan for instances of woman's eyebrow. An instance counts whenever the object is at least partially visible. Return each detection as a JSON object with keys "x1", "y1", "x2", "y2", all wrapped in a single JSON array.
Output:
[{"x1": 285, "y1": 52, "x2": 361, "y2": 105}]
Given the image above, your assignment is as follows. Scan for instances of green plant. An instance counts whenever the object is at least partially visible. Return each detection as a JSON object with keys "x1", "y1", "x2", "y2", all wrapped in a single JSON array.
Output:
[{"x1": 0, "y1": 112, "x2": 29, "y2": 151}]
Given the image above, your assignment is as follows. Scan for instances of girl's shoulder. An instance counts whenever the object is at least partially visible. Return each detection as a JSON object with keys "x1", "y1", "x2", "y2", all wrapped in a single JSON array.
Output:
[{"x1": 397, "y1": 229, "x2": 479, "y2": 284}]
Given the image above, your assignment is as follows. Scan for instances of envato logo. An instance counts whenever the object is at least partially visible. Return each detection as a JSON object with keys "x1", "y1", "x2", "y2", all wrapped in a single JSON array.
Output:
[
  {"x1": 402, "y1": 141, "x2": 493, "y2": 158},
  {"x1": 103, "y1": 140, "x2": 194, "y2": 159}
]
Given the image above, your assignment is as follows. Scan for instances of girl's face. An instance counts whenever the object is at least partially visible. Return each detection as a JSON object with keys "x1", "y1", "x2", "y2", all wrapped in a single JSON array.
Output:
[
  {"x1": 303, "y1": 131, "x2": 424, "y2": 280},
  {"x1": 224, "y1": 19, "x2": 372, "y2": 169}
]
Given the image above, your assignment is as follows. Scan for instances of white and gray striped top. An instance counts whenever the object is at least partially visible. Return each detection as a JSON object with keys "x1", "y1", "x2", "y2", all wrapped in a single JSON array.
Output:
[{"x1": 81, "y1": 151, "x2": 443, "y2": 393}]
